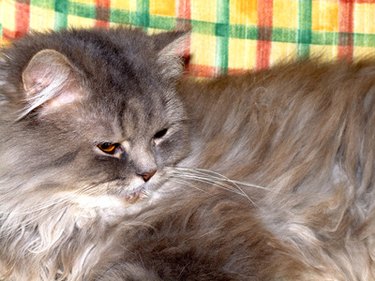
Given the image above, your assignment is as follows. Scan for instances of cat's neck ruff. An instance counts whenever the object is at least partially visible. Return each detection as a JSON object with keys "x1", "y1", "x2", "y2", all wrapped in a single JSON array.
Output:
[{"x1": 0, "y1": 190, "x2": 146, "y2": 280}]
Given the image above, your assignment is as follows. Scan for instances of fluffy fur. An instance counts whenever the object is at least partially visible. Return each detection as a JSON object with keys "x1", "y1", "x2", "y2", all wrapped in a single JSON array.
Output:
[
  {"x1": 0, "y1": 28, "x2": 189, "y2": 280},
  {"x1": 1, "y1": 28, "x2": 375, "y2": 280},
  {"x1": 91, "y1": 60, "x2": 375, "y2": 280}
]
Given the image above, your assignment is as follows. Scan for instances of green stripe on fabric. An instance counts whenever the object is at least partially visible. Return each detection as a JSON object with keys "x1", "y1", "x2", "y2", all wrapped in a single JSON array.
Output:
[
  {"x1": 216, "y1": 0, "x2": 229, "y2": 74},
  {"x1": 272, "y1": 28, "x2": 298, "y2": 43},
  {"x1": 355, "y1": 33, "x2": 375, "y2": 47},
  {"x1": 191, "y1": 21, "x2": 216, "y2": 34},
  {"x1": 68, "y1": 2, "x2": 96, "y2": 19},
  {"x1": 230, "y1": 25, "x2": 258, "y2": 40},
  {"x1": 311, "y1": 31, "x2": 339, "y2": 45},
  {"x1": 150, "y1": 16, "x2": 176, "y2": 30},
  {"x1": 136, "y1": 0, "x2": 150, "y2": 28},
  {"x1": 298, "y1": 0, "x2": 312, "y2": 57},
  {"x1": 30, "y1": 0, "x2": 55, "y2": 9},
  {"x1": 121, "y1": 11, "x2": 375, "y2": 48},
  {"x1": 24, "y1": 0, "x2": 375, "y2": 49},
  {"x1": 111, "y1": 10, "x2": 175, "y2": 29},
  {"x1": 54, "y1": 0, "x2": 68, "y2": 30},
  {"x1": 110, "y1": 9, "x2": 131, "y2": 24}
]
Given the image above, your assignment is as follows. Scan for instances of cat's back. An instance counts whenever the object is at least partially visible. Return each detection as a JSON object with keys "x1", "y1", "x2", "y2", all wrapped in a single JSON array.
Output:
[
  {"x1": 178, "y1": 59, "x2": 375, "y2": 185},
  {"x1": 172, "y1": 59, "x2": 375, "y2": 280}
]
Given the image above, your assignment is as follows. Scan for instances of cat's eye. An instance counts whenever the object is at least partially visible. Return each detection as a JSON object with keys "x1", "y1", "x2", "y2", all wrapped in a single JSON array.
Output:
[
  {"x1": 154, "y1": 128, "x2": 168, "y2": 139},
  {"x1": 97, "y1": 142, "x2": 119, "y2": 154}
]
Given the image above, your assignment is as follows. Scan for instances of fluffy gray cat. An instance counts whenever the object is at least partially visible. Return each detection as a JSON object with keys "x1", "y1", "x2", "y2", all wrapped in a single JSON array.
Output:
[{"x1": 1, "y1": 28, "x2": 375, "y2": 281}]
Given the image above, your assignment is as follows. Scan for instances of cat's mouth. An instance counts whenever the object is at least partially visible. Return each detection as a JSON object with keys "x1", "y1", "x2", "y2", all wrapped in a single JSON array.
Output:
[
  {"x1": 111, "y1": 178, "x2": 161, "y2": 204},
  {"x1": 104, "y1": 171, "x2": 167, "y2": 203},
  {"x1": 121, "y1": 185, "x2": 147, "y2": 203}
]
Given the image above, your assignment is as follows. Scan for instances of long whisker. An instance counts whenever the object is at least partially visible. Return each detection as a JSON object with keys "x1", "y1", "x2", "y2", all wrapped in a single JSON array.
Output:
[
  {"x1": 169, "y1": 168, "x2": 260, "y2": 206},
  {"x1": 176, "y1": 167, "x2": 271, "y2": 191},
  {"x1": 171, "y1": 172, "x2": 247, "y2": 195},
  {"x1": 169, "y1": 178, "x2": 218, "y2": 195},
  {"x1": 171, "y1": 173, "x2": 243, "y2": 193},
  {"x1": 172, "y1": 169, "x2": 244, "y2": 192}
]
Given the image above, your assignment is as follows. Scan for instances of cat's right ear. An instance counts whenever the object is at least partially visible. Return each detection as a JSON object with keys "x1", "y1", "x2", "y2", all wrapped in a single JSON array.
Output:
[
  {"x1": 20, "y1": 49, "x2": 84, "y2": 119},
  {"x1": 152, "y1": 30, "x2": 191, "y2": 79}
]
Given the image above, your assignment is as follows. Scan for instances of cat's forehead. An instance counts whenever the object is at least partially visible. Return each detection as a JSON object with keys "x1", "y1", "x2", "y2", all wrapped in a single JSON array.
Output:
[{"x1": 80, "y1": 89, "x2": 181, "y2": 141}]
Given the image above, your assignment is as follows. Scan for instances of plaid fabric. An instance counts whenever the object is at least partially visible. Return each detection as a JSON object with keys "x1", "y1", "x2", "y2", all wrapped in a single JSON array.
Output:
[{"x1": 1, "y1": 0, "x2": 375, "y2": 77}]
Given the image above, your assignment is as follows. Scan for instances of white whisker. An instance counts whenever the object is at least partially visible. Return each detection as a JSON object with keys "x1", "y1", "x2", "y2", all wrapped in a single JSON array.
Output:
[
  {"x1": 169, "y1": 178, "x2": 212, "y2": 195},
  {"x1": 172, "y1": 173, "x2": 241, "y2": 192},
  {"x1": 176, "y1": 167, "x2": 271, "y2": 191},
  {"x1": 167, "y1": 167, "x2": 271, "y2": 207}
]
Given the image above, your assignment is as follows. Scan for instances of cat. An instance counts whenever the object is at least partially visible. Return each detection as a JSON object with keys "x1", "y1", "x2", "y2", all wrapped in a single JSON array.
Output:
[
  {"x1": 1, "y1": 27, "x2": 375, "y2": 281},
  {"x1": 0, "y1": 28, "x2": 190, "y2": 280}
]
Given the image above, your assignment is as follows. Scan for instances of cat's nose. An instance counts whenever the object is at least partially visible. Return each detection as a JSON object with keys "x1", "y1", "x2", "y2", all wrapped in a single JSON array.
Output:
[{"x1": 138, "y1": 169, "x2": 157, "y2": 182}]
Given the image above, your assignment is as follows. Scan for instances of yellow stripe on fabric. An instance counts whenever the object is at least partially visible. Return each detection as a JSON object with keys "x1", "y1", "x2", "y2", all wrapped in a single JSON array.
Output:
[
  {"x1": 129, "y1": 0, "x2": 138, "y2": 12},
  {"x1": 273, "y1": 0, "x2": 298, "y2": 28},
  {"x1": 229, "y1": 0, "x2": 257, "y2": 26},
  {"x1": 190, "y1": 33, "x2": 216, "y2": 67},
  {"x1": 354, "y1": 3, "x2": 375, "y2": 34},
  {"x1": 311, "y1": 0, "x2": 339, "y2": 32},
  {"x1": 70, "y1": 0, "x2": 95, "y2": 5},
  {"x1": 150, "y1": 0, "x2": 176, "y2": 17},
  {"x1": 228, "y1": 38, "x2": 257, "y2": 70},
  {"x1": 270, "y1": 42, "x2": 297, "y2": 64},
  {"x1": 3, "y1": 0, "x2": 16, "y2": 33},
  {"x1": 29, "y1": 6, "x2": 55, "y2": 31},
  {"x1": 354, "y1": 46, "x2": 375, "y2": 60},
  {"x1": 191, "y1": 0, "x2": 217, "y2": 23},
  {"x1": 310, "y1": 45, "x2": 337, "y2": 60},
  {"x1": 110, "y1": 0, "x2": 131, "y2": 11},
  {"x1": 67, "y1": 15, "x2": 96, "y2": 28}
]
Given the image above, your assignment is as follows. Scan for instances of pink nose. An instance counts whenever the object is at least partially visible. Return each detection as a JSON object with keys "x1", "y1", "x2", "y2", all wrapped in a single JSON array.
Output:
[{"x1": 139, "y1": 169, "x2": 157, "y2": 182}]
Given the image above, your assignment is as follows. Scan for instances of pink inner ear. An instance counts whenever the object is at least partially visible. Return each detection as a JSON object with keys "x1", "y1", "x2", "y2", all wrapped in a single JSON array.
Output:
[
  {"x1": 20, "y1": 49, "x2": 83, "y2": 118},
  {"x1": 46, "y1": 88, "x2": 80, "y2": 109}
]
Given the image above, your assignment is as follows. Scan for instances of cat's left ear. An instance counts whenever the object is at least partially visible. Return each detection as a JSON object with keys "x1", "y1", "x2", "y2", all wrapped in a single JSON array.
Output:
[
  {"x1": 20, "y1": 49, "x2": 84, "y2": 119},
  {"x1": 152, "y1": 30, "x2": 190, "y2": 78}
]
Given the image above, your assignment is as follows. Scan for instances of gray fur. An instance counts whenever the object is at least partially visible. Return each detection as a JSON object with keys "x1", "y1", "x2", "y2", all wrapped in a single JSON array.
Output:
[
  {"x1": 2, "y1": 27, "x2": 375, "y2": 281},
  {"x1": 0, "y1": 28, "x2": 189, "y2": 280}
]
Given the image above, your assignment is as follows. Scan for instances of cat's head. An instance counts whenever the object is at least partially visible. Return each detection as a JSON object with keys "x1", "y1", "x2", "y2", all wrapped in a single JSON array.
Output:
[{"x1": 0, "y1": 28, "x2": 190, "y2": 205}]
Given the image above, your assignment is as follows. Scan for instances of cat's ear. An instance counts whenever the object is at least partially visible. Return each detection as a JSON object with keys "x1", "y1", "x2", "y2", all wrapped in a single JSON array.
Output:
[
  {"x1": 152, "y1": 30, "x2": 190, "y2": 78},
  {"x1": 20, "y1": 49, "x2": 84, "y2": 119}
]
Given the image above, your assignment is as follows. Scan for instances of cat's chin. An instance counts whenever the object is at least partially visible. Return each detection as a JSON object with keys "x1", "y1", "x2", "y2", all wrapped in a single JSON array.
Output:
[{"x1": 121, "y1": 185, "x2": 148, "y2": 203}]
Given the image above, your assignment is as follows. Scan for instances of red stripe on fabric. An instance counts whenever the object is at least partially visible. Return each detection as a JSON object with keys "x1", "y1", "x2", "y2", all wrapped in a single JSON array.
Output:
[
  {"x1": 95, "y1": 0, "x2": 110, "y2": 28},
  {"x1": 338, "y1": 0, "x2": 354, "y2": 60},
  {"x1": 227, "y1": 68, "x2": 247, "y2": 75},
  {"x1": 95, "y1": 20, "x2": 109, "y2": 27},
  {"x1": 96, "y1": 0, "x2": 110, "y2": 9},
  {"x1": 15, "y1": 1, "x2": 30, "y2": 39},
  {"x1": 178, "y1": 0, "x2": 192, "y2": 60},
  {"x1": 187, "y1": 64, "x2": 217, "y2": 78},
  {"x1": 349, "y1": 0, "x2": 374, "y2": 3},
  {"x1": 256, "y1": 0, "x2": 273, "y2": 70},
  {"x1": 178, "y1": 0, "x2": 191, "y2": 19},
  {"x1": 2, "y1": 28, "x2": 18, "y2": 41}
]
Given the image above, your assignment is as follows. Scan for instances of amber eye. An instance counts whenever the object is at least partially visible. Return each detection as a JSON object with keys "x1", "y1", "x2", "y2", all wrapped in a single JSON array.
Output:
[{"x1": 97, "y1": 142, "x2": 118, "y2": 154}]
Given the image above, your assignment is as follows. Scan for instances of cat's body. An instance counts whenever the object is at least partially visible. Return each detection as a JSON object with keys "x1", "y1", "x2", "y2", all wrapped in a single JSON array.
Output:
[
  {"x1": 0, "y1": 28, "x2": 375, "y2": 280},
  {"x1": 94, "y1": 61, "x2": 375, "y2": 281}
]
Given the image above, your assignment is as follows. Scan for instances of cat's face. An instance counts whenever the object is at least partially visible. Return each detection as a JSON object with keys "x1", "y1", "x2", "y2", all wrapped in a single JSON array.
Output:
[{"x1": 0, "y1": 28, "x2": 189, "y2": 204}]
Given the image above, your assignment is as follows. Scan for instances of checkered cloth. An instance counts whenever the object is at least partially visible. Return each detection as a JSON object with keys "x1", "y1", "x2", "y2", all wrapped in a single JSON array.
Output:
[{"x1": 1, "y1": 0, "x2": 375, "y2": 77}]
